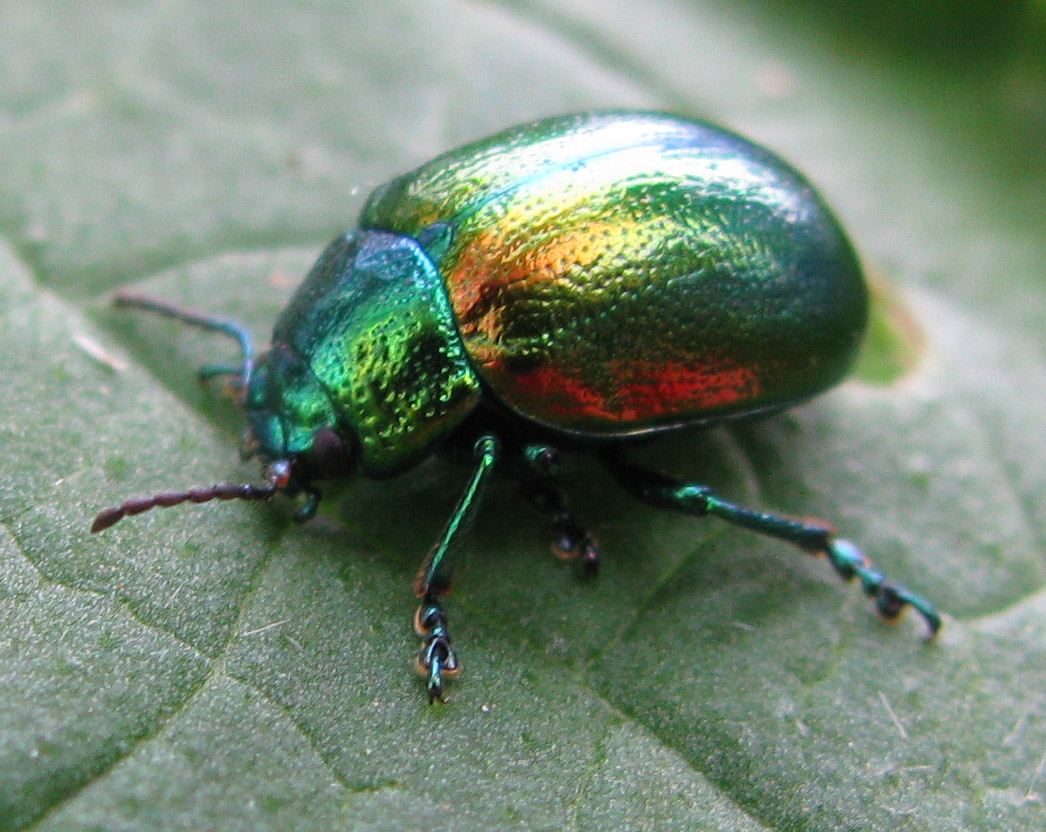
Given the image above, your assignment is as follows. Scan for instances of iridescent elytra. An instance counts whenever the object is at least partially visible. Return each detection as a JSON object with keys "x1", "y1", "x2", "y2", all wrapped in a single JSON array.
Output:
[{"x1": 93, "y1": 111, "x2": 941, "y2": 702}]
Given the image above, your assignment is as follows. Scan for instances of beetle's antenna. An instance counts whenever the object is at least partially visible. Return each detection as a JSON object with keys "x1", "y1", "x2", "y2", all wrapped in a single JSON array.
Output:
[
  {"x1": 90, "y1": 461, "x2": 292, "y2": 533},
  {"x1": 113, "y1": 291, "x2": 254, "y2": 391}
]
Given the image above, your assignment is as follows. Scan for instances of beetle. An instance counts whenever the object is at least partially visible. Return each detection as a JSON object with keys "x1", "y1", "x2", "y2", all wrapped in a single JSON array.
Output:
[{"x1": 93, "y1": 111, "x2": 941, "y2": 702}]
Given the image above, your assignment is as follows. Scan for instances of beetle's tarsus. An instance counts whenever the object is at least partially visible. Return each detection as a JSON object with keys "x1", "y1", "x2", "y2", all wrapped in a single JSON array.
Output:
[
  {"x1": 823, "y1": 539, "x2": 941, "y2": 637},
  {"x1": 553, "y1": 532, "x2": 601, "y2": 578},
  {"x1": 295, "y1": 488, "x2": 322, "y2": 523},
  {"x1": 521, "y1": 444, "x2": 601, "y2": 577},
  {"x1": 414, "y1": 599, "x2": 458, "y2": 704}
]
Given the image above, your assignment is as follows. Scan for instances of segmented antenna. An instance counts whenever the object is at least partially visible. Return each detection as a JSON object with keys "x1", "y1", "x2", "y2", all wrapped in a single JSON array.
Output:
[{"x1": 91, "y1": 461, "x2": 292, "y2": 533}]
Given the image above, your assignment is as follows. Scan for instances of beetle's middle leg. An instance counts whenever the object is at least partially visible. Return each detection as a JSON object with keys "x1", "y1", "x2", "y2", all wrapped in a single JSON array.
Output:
[
  {"x1": 520, "y1": 444, "x2": 601, "y2": 576},
  {"x1": 603, "y1": 449, "x2": 941, "y2": 636},
  {"x1": 414, "y1": 434, "x2": 499, "y2": 703}
]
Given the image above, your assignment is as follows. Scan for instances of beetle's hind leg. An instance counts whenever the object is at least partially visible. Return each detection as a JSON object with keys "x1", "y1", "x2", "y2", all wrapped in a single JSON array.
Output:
[
  {"x1": 414, "y1": 434, "x2": 499, "y2": 702},
  {"x1": 603, "y1": 450, "x2": 941, "y2": 636},
  {"x1": 520, "y1": 444, "x2": 601, "y2": 576}
]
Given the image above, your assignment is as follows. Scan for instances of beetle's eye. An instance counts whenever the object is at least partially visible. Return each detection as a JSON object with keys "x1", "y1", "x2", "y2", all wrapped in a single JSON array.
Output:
[{"x1": 303, "y1": 426, "x2": 356, "y2": 480}]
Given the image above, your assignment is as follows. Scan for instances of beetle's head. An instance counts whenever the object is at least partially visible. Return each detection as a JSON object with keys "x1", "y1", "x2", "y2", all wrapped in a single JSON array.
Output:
[
  {"x1": 242, "y1": 343, "x2": 357, "y2": 487},
  {"x1": 90, "y1": 343, "x2": 359, "y2": 535}
]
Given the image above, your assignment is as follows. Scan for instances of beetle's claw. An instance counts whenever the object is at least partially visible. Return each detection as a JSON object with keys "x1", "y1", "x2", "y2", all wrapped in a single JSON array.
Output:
[
  {"x1": 416, "y1": 638, "x2": 458, "y2": 704},
  {"x1": 579, "y1": 539, "x2": 601, "y2": 577},
  {"x1": 824, "y1": 539, "x2": 942, "y2": 638},
  {"x1": 877, "y1": 583, "x2": 942, "y2": 637}
]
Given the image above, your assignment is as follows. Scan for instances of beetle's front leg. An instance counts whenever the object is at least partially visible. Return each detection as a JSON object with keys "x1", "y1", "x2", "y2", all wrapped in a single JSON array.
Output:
[
  {"x1": 605, "y1": 451, "x2": 941, "y2": 636},
  {"x1": 413, "y1": 434, "x2": 499, "y2": 702}
]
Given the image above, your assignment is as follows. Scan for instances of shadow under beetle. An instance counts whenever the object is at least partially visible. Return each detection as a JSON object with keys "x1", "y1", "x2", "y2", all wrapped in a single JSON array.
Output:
[{"x1": 93, "y1": 111, "x2": 941, "y2": 702}]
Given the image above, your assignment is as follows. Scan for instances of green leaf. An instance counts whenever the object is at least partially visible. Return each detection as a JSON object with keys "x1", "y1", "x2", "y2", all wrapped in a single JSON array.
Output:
[{"x1": 1, "y1": 1, "x2": 1044, "y2": 830}]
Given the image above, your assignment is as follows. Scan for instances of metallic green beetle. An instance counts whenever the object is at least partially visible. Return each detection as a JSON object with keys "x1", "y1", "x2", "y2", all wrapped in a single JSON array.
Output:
[{"x1": 94, "y1": 111, "x2": 941, "y2": 702}]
